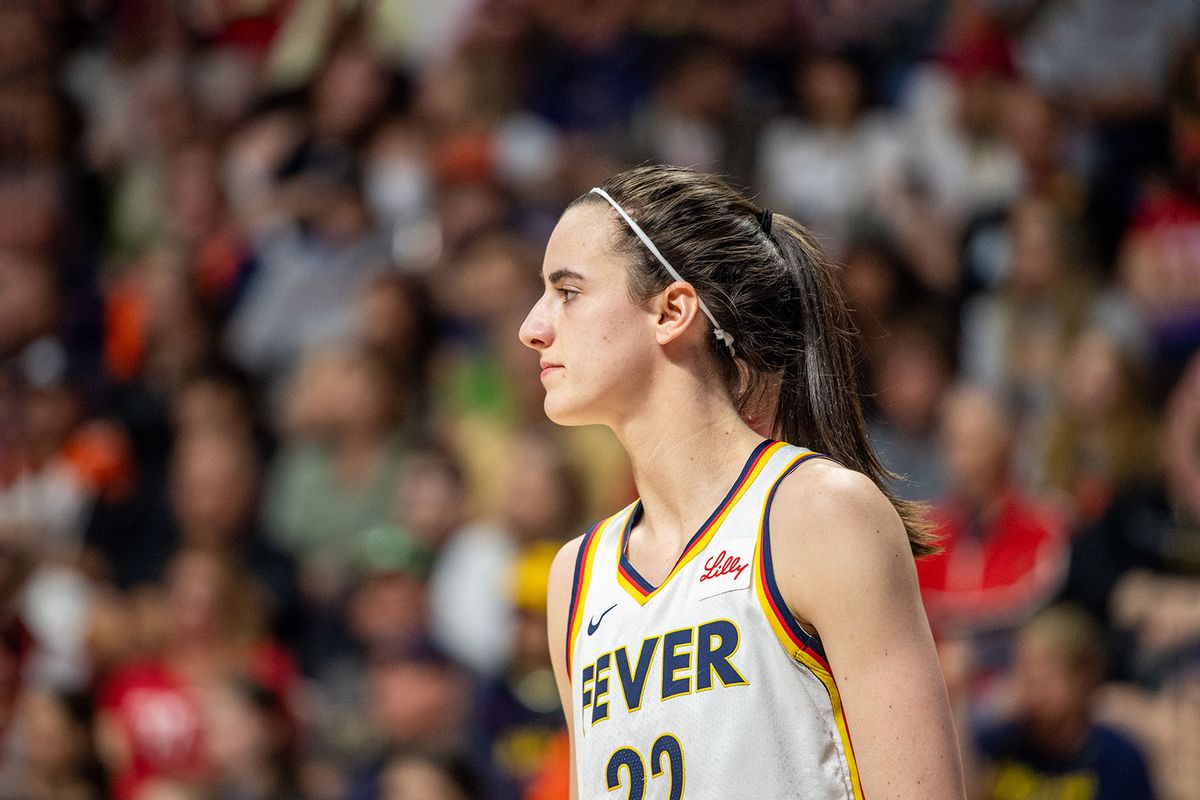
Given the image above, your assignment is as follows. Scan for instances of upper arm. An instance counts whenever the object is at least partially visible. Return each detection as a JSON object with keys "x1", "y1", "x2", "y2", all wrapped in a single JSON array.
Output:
[
  {"x1": 769, "y1": 462, "x2": 966, "y2": 800},
  {"x1": 547, "y1": 534, "x2": 582, "y2": 800}
]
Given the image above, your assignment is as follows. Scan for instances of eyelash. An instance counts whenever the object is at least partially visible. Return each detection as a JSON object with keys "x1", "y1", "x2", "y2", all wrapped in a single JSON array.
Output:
[{"x1": 557, "y1": 287, "x2": 578, "y2": 303}]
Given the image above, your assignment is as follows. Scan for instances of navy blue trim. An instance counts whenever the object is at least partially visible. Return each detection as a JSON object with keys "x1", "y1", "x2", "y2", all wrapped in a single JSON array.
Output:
[
  {"x1": 565, "y1": 522, "x2": 602, "y2": 668},
  {"x1": 619, "y1": 439, "x2": 775, "y2": 594},
  {"x1": 760, "y1": 453, "x2": 830, "y2": 663}
]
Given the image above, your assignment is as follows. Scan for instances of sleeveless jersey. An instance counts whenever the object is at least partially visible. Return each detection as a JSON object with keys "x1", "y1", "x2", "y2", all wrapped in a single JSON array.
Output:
[{"x1": 564, "y1": 440, "x2": 864, "y2": 799}]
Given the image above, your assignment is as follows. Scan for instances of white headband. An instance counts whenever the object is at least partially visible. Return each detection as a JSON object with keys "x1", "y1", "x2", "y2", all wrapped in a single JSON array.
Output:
[{"x1": 590, "y1": 187, "x2": 736, "y2": 355}]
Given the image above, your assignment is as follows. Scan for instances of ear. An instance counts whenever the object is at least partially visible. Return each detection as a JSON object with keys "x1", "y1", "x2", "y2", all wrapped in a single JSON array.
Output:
[{"x1": 653, "y1": 281, "x2": 703, "y2": 347}]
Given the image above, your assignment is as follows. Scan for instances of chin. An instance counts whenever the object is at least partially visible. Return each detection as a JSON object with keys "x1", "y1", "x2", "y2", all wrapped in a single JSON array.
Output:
[{"x1": 542, "y1": 393, "x2": 596, "y2": 427}]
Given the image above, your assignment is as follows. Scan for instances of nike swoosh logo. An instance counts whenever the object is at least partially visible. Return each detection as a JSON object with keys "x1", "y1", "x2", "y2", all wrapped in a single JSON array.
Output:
[{"x1": 587, "y1": 603, "x2": 618, "y2": 636}]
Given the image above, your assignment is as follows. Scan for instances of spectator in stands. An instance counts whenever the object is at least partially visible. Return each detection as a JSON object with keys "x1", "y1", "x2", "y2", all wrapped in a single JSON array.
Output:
[
  {"x1": 346, "y1": 641, "x2": 472, "y2": 800},
  {"x1": 628, "y1": 40, "x2": 757, "y2": 180},
  {"x1": 918, "y1": 384, "x2": 1067, "y2": 637},
  {"x1": 868, "y1": 314, "x2": 955, "y2": 503},
  {"x1": 354, "y1": 273, "x2": 437, "y2": 423},
  {"x1": 971, "y1": 604, "x2": 1156, "y2": 800},
  {"x1": 432, "y1": 232, "x2": 543, "y2": 431},
  {"x1": 96, "y1": 548, "x2": 300, "y2": 800},
  {"x1": 757, "y1": 50, "x2": 902, "y2": 258},
  {"x1": 1038, "y1": 327, "x2": 1158, "y2": 523},
  {"x1": 264, "y1": 345, "x2": 411, "y2": 674},
  {"x1": 166, "y1": 141, "x2": 253, "y2": 318},
  {"x1": 1062, "y1": 351, "x2": 1200, "y2": 684},
  {"x1": 960, "y1": 195, "x2": 1101, "y2": 424},
  {"x1": 266, "y1": 346, "x2": 409, "y2": 578},
  {"x1": 169, "y1": 431, "x2": 300, "y2": 643},
  {"x1": 224, "y1": 34, "x2": 394, "y2": 387},
  {"x1": 1010, "y1": 0, "x2": 1198, "y2": 263}
]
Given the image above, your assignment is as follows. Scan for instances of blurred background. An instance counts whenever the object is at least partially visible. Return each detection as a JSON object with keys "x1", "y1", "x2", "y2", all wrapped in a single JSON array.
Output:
[{"x1": 0, "y1": 0, "x2": 1198, "y2": 798}]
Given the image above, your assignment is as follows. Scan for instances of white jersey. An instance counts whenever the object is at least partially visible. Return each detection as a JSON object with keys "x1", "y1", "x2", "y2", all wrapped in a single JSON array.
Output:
[{"x1": 565, "y1": 440, "x2": 864, "y2": 799}]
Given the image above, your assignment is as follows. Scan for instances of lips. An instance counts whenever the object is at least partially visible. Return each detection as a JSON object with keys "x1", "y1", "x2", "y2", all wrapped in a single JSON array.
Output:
[{"x1": 539, "y1": 361, "x2": 563, "y2": 379}]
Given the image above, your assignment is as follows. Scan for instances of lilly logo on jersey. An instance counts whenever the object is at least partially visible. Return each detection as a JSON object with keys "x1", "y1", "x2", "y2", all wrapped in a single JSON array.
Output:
[
  {"x1": 699, "y1": 549, "x2": 749, "y2": 582},
  {"x1": 580, "y1": 618, "x2": 748, "y2": 727}
]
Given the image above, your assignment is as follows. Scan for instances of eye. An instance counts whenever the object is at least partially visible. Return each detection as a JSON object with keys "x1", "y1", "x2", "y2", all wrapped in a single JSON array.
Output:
[{"x1": 558, "y1": 287, "x2": 579, "y2": 303}]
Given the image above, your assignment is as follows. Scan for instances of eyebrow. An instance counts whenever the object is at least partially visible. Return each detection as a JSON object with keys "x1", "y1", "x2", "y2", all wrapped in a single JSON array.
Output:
[{"x1": 546, "y1": 268, "x2": 586, "y2": 284}]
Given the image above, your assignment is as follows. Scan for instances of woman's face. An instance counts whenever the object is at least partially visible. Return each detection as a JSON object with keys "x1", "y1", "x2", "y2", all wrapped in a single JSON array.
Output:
[{"x1": 519, "y1": 204, "x2": 660, "y2": 427}]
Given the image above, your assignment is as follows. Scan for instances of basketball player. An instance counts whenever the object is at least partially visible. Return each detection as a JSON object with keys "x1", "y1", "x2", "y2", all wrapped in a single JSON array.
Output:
[{"x1": 519, "y1": 166, "x2": 966, "y2": 798}]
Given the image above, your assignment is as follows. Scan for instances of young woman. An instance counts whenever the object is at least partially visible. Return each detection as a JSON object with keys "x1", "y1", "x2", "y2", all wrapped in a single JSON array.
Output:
[{"x1": 520, "y1": 165, "x2": 965, "y2": 799}]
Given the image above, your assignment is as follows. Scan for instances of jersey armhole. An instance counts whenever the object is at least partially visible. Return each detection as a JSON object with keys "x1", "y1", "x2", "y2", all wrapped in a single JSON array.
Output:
[
  {"x1": 752, "y1": 451, "x2": 834, "y2": 674},
  {"x1": 564, "y1": 520, "x2": 605, "y2": 676}
]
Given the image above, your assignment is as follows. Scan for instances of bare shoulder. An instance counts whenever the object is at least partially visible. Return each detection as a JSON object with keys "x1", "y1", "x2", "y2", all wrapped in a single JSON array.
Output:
[{"x1": 769, "y1": 459, "x2": 917, "y2": 620}]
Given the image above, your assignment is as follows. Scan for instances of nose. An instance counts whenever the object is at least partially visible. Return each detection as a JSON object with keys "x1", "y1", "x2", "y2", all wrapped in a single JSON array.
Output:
[{"x1": 519, "y1": 295, "x2": 554, "y2": 351}]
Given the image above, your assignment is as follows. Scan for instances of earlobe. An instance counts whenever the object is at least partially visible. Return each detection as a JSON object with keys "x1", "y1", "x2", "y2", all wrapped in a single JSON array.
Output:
[{"x1": 654, "y1": 282, "x2": 702, "y2": 346}]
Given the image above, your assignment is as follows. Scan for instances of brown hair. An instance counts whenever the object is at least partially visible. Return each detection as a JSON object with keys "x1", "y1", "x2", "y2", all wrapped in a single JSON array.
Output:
[{"x1": 570, "y1": 165, "x2": 936, "y2": 556}]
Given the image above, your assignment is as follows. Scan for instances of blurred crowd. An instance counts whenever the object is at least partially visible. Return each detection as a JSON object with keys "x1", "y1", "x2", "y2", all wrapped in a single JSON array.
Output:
[{"x1": 0, "y1": 0, "x2": 1198, "y2": 798}]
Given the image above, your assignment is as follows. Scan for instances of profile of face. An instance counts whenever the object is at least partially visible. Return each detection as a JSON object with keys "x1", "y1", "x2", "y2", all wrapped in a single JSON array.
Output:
[{"x1": 519, "y1": 204, "x2": 663, "y2": 427}]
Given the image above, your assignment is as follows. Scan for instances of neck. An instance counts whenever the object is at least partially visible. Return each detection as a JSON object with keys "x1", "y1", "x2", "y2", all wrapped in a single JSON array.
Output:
[{"x1": 609, "y1": 366, "x2": 763, "y2": 550}]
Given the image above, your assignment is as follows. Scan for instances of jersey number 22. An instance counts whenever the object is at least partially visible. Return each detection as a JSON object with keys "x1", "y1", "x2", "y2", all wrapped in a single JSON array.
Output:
[{"x1": 606, "y1": 733, "x2": 684, "y2": 799}]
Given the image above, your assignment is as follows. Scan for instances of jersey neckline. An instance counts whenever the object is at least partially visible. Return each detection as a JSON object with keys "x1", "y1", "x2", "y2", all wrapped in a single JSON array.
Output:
[{"x1": 615, "y1": 438, "x2": 781, "y2": 605}]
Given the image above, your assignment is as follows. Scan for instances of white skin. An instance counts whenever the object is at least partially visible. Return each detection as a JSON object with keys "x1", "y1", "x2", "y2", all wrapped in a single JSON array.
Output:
[{"x1": 520, "y1": 202, "x2": 966, "y2": 800}]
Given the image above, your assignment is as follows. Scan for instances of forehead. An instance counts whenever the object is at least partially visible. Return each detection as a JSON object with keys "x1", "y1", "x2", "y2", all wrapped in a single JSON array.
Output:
[{"x1": 542, "y1": 202, "x2": 630, "y2": 281}]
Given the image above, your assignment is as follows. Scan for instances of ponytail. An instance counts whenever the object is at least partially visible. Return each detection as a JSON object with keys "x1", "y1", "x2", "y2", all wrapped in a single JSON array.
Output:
[{"x1": 770, "y1": 215, "x2": 938, "y2": 557}]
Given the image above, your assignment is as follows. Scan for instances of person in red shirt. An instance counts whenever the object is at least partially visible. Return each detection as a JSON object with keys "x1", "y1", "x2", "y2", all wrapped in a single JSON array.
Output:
[
  {"x1": 917, "y1": 385, "x2": 1068, "y2": 635},
  {"x1": 97, "y1": 547, "x2": 300, "y2": 800}
]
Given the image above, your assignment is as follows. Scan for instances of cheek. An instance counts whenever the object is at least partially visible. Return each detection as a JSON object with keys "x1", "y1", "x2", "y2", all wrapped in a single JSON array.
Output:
[{"x1": 544, "y1": 304, "x2": 650, "y2": 419}]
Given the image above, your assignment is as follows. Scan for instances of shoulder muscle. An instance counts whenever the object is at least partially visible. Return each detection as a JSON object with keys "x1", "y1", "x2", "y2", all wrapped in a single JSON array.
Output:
[{"x1": 768, "y1": 460, "x2": 917, "y2": 628}]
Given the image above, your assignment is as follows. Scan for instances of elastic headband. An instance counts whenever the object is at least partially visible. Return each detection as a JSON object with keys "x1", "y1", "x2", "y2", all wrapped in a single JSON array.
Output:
[{"x1": 589, "y1": 187, "x2": 736, "y2": 355}]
